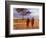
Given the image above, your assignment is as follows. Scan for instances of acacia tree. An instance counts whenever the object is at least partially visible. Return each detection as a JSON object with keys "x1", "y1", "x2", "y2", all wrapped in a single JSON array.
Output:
[
  {"x1": 16, "y1": 8, "x2": 28, "y2": 19},
  {"x1": 16, "y1": 8, "x2": 34, "y2": 28}
]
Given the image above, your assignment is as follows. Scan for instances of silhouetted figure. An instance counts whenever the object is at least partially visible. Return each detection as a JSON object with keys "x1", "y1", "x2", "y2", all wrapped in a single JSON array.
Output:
[
  {"x1": 31, "y1": 17, "x2": 34, "y2": 27},
  {"x1": 27, "y1": 18, "x2": 30, "y2": 28}
]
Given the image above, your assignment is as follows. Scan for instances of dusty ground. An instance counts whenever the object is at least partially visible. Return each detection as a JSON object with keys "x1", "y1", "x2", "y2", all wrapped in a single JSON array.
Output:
[{"x1": 13, "y1": 19, "x2": 39, "y2": 29}]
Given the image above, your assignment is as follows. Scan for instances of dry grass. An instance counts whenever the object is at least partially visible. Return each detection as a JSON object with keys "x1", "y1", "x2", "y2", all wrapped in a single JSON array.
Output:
[{"x1": 13, "y1": 19, "x2": 39, "y2": 29}]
